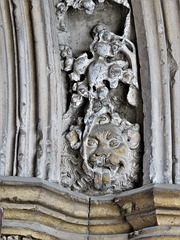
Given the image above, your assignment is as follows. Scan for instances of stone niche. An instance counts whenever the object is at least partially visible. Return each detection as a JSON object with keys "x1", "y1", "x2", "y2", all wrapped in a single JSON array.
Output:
[
  {"x1": 57, "y1": 0, "x2": 142, "y2": 196},
  {"x1": 57, "y1": 0, "x2": 129, "y2": 55}
]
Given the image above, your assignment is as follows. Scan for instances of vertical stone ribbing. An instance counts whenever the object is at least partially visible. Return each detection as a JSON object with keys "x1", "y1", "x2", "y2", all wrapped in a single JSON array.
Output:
[
  {"x1": 30, "y1": 0, "x2": 62, "y2": 181},
  {"x1": 0, "y1": 0, "x2": 16, "y2": 176},
  {"x1": 153, "y1": 0, "x2": 172, "y2": 183},
  {"x1": 37, "y1": 0, "x2": 62, "y2": 182},
  {"x1": 24, "y1": 0, "x2": 37, "y2": 177},
  {"x1": 132, "y1": 0, "x2": 180, "y2": 184},
  {"x1": 162, "y1": 0, "x2": 180, "y2": 184},
  {"x1": 0, "y1": 0, "x2": 62, "y2": 180},
  {"x1": 142, "y1": 0, "x2": 166, "y2": 183},
  {"x1": 10, "y1": 0, "x2": 36, "y2": 177},
  {"x1": 131, "y1": 1, "x2": 151, "y2": 184},
  {"x1": 42, "y1": 0, "x2": 62, "y2": 183},
  {"x1": 30, "y1": 0, "x2": 50, "y2": 179}
]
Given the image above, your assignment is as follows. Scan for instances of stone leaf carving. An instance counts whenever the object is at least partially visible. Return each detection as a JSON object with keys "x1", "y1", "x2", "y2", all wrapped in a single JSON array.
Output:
[
  {"x1": 60, "y1": 22, "x2": 141, "y2": 195},
  {"x1": 62, "y1": 24, "x2": 139, "y2": 126}
]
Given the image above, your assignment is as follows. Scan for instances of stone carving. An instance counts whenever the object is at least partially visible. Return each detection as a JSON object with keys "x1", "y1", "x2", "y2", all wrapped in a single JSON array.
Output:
[
  {"x1": 60, "y1": 20, "x2": 141, "y2": 195},
  {"x1": 61, "y1": 23, "x2": 139, "y2": 120},
  {"x1": 56, "y1": 0, "x2": 96, "y2": 31},
  {"x1": 57, "y1": 0, "x2": 141, "y2": 195},
  {"x1": 0, "y1": 236, "x2": 40, "y2": 240},
  {"x1": 81, "y1": 112, "x2": 140, "y2": 192},
  {"x1": 56, "y1": 0, "x2": 131, "y2": 38}
]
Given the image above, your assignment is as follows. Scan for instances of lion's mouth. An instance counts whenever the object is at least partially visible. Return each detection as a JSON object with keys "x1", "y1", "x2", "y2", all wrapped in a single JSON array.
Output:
[{"x1": 89, "y1": 154, "x2": 125, "y2": 171}]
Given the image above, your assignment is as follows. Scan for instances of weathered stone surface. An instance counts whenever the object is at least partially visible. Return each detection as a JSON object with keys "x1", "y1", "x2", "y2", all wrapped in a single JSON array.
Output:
[
  {"x1": 0, "y1": 207, "x2": 3, "y2": 236},
  {"x1": 0, "y1": 0, "x2": 179, "y2": 190},
  {"x1": 132, "y1": 0, "x2": 180, "y2": 185},
  {"x1": 0, "y1": 177, "x2": 130, "y2": 239},
  {"x1": 0, "y1": 0, "x2": 62, "y2": 182},
  {"x1": 56, "y1": 0, "x2": 132, "y2": 54},
  {"x1": 0, "y1": 0, "x2": 142, "y2": 197},
  {"x1": 115, "y1": 184, "x2": 180, "y2": 231},
  {"x1": 0, "y1": 0, "x2": 180, "y2": 239},
  {"x1": 0, "y1": 178, "x2": 180, "y2": 239},
  {"x1": 129, "y1": 227, "x2": 180, "y2": 240},
  {"x1": 0, "y1": 236, "x2": 40, "y2": 240},
  {"x1": 59, "y1": 0, "x2": 142, "y2": 195}
]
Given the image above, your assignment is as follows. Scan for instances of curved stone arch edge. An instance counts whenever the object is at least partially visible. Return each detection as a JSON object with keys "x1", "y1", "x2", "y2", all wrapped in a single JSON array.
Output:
[{"x1": 131, "y1": 0, "x2": 180, "y2": 185}]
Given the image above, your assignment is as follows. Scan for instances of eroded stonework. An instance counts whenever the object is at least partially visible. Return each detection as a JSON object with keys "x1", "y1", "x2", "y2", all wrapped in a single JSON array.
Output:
[
  {"x1": 0, "y1": 236, "x2": 40, "y2": 240},
  {"x1": 59, "y1": 0, "x2": 141, "y2": 195},
  {"x1": 56, "y1": 0, "x2": 131, "y2": 37},
  {"x1": 80, "y1": 112, "x2": 140, "y2": 191}
]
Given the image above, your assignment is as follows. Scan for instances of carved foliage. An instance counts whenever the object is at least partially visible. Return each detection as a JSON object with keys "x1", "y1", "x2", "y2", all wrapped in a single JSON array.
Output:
[{"x1": 58, "y1": 1, "x2": 141, "y2": 195}]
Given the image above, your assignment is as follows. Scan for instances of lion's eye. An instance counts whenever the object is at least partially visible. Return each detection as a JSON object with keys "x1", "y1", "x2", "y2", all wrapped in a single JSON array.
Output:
[
  {"x1": 87, "y1": 138, "x2": 98, "y2": 148},
  {"x1": 109, "y1": 139, "x2": 120, "y2": 148}
]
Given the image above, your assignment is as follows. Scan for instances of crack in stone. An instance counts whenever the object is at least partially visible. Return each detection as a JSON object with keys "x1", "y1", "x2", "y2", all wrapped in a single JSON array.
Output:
[{"x1": 87, "y1": 197, "x2": 91, "y2": 240}]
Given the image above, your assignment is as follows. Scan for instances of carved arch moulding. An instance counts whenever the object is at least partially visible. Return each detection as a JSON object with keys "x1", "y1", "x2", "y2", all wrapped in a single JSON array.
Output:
[{"x1": 0, "y1": 0, "x2": 180, "y2": 239}]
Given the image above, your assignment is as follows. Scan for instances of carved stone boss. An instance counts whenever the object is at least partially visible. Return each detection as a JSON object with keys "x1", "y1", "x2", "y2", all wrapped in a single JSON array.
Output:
[{"x1": 56, "y1": 0, "x2": 141, "y2": 195}]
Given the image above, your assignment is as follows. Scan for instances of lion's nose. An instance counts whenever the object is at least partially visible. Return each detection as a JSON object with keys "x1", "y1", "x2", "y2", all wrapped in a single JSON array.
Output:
[{"x1": 94, "y1": 143, "x2": 108, "y2": 156}]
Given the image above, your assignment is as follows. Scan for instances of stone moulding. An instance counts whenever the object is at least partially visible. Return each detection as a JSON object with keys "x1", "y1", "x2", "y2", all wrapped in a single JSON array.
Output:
[
  {"x1": 0, "y1": 207, "x2": 2, "y2": 236},
  {"x1": 0, "y1": 236, "x2": 40, "y2": 240},
  {"x1": 131, "y1": 0, "x2": 180, "y2": 185},
  {"x1": 0, "y1": 177, "x2": 180, "y2": 240},
  {"x1": 0, "y1": 177, "x2": 130, "y2": 240},
  {"x1": 115, "y1": 184, "x2": 180, "y2": 233}
]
